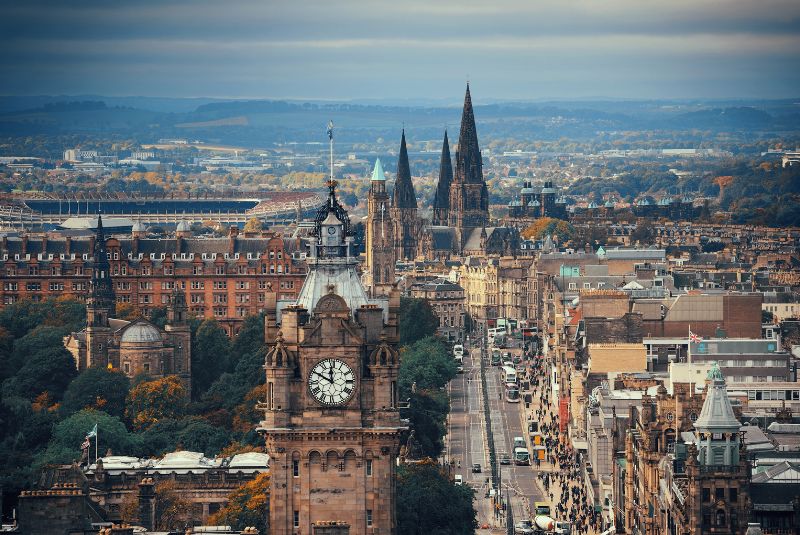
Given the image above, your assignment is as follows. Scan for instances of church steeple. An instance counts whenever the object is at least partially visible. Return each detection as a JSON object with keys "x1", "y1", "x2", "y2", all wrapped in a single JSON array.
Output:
[
  {"x1": 88, "y1": 215, "x2": 115, "y2": 324},
  {"x1": 390, "y1": 129, "x2": 419, "y2": 261},
  {"x1": 453, "y1": 83, "x2": 483, "y2": 185},
  {"x1": 391, "y1": 129, "x2": 417, "y2": 209},
  {"x1": 432, "y1": 129, "x2": 452, "y2": 226},
  {"x1": 448, "y1": 84, "x2": 489, "y2": 251}
]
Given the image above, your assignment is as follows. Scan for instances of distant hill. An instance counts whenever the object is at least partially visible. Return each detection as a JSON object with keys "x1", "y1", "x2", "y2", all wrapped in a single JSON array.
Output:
[{"x1": 0, "y1": 95, "x2": 798, "y2": 148}]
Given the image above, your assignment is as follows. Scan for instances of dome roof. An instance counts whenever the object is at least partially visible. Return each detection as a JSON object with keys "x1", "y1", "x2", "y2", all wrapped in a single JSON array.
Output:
[
  {"x1": 528, "y1": 199, "x2": 540, "y2": 207},
  {"x1": 120, "y1": 322, "x2": 162, "y2": 344},
  {"x1": 132, "y1": 221, "x2": 145, "y2": 232},
  {"x1": 176, "y1": 220, "x2": 191, "y2": 232}
]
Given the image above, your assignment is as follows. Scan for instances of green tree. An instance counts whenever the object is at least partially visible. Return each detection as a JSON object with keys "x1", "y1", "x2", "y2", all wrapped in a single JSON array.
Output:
[
  {"x1": 174, "y1": 417, "x2": 230, "y2": 455},
  {"x1": 41, "y1": 409, "x2": 134, "y2": 465},
  {"x1": 398, "y1": 336, "x2": 457, "y2": 398},
  {"x1": 2, "y1": 345, "x2": 77, "y2": 402},
  {"x1": 396, "y1": 461, "x2": 477, "y2": 535},
  {"x1": 61, "y1": 367, "x2": 130, "y2": 418},
  {"x1": 399, "y1": 298, "x2": 439, "y2": 346},
  {"x1": 228, "y1": 314, "x2": 265, "y2": 372},
  {"x1": 404, "y1": 391, "x2": 450, "y2": 458},
  {"x1": 192, "y1": 320, "x2": 231, "y2": 398}
]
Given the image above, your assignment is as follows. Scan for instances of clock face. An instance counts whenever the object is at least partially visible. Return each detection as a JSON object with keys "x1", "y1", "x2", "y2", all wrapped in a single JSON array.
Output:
[
  {"x1": 327, "y1": 226, "x2": 337, "y2": 235},
  {"x1": 308, "y1": 358, "x2": 355, "y2": 406}
]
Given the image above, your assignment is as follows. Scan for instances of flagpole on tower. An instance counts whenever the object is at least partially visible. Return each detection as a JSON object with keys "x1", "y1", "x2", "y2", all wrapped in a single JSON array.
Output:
[{"x1": 327, "y1": 120, "x2": 334, "y2": 184}]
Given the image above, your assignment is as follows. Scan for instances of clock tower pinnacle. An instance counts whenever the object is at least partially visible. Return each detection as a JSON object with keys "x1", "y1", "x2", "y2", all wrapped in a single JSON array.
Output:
[{"x1": 259, "y1": 134, "x2": 404, "y2": 535}]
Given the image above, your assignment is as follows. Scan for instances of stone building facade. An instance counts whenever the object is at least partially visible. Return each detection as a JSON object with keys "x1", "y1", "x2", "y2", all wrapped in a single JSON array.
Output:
[
  {"x1": 409, "y1": 278, "x2": 466, "y2": 341},
  {"x1": 0, "y1": 221, "x2": 307, "y2": 335},
  {"x1": 620, "y1": 367, "x2": 752, "y2": 535},
  {"x1": 259, "y1": 180, "x2": 405, "y2": 535}
]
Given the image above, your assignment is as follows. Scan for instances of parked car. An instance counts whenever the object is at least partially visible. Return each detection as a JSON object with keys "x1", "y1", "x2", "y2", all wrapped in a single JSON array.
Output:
[
  {"x1": 471, "y1": 463, "x2": 482, "y2": 473},
  {"x1": 514, "y1": 520, "x2": 534, "y2": 535}
]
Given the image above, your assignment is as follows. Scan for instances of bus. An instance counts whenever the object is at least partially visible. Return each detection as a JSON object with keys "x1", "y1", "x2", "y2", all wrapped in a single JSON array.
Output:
[
  {"x1": 506, "y1": 386, "x2": 520, "y2": 403},
  {"x1": 491, "y1": 349, "x2": 502, "y2": 366},
  {"x1": 514, "y1": 447, "x2": 530, "y2": 465},
  {"x1": 501, "y1": 366, "x2": 517, "y2": 386}
]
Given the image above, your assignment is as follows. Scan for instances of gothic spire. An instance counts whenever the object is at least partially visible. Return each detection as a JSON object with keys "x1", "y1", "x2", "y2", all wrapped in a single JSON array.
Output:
[
  {"x1": 89, "y1": 215, "x2": 115, "y2": 313},
  {"x1": 432, "y1": 129, "x2": 452, "y2": 225},
  {"x1": 391, "y1": 129, "x2": 417, "y2": 209},
  {"x1": 454, "y1": 83, "x2": 483, "y2": 185}
]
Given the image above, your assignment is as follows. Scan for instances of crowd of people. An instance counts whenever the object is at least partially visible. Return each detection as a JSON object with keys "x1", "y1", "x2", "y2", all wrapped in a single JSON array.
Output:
[{"x1": 526, "y1": 349, "x2": 604, "y2": 535}]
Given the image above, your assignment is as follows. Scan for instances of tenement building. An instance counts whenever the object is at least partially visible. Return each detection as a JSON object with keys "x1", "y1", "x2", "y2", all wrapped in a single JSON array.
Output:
[
  {"x1": 0, "y1": 219, "x2": 307, "y2": 335},
  {"x1": 621, "y1": 365, "x2": 751, "y2": 535},
  {"x1": 259, "y1": 180, "x2": 405, "y2": 535},
  {"x1": 408, "y1": 278, "x2": 466, "y2": 341}
]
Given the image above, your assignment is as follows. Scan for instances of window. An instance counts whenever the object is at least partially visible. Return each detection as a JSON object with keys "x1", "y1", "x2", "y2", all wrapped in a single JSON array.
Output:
[
  {"x1": 366, "y1": 510, "x2": 373, "y2": 527},
  {"x1": 568, "y1": 283, "x2": 576, "y2": 290},
  {"x1": 193, "y1": 265, "x2": 202, "y2": 275},
  {"x1": 366, "y1": 459, "x2": 373, "y2": 477},
  {"x1": 716, "y1": 509, "x2": 726, "y2": 527},
  {"x1": 702, "y1": 488, "x2": 710, "y2": 502},
  {"x1": 143, "y1": 363, "x2": 150, "y2": 373},
  {"x1": 191, "y1": 281, "x2": 204, "y2": 290},
  {"x1": 215, "y1": 266, "x2": 225, "y2": 275},
  {"x1": 703, "y1": 512, "x2": 711, "y2": 528},
  {"x1": 715, "y1": 487, "x2": 725, "y2": 500},
  {"x1": 123, "y1": 362, "x2": 130, "y2": 374},
  {"x1": 3, "y1": 282, "x2": 17, "y2": 291},
  {"x1": 293, "y1": 511, "x2": 299, "y2": 529},
  {"x1": 729, "y1": 488, "x2": 737, "y2": 502},
  {"x1": 292, "y1": 459, "x2": 299, "y2": 477}
]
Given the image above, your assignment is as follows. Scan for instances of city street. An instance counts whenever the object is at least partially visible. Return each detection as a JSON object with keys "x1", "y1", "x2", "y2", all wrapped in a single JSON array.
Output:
[{"x1": 447, "y1": 343, "x2": 546, "y2": 532}]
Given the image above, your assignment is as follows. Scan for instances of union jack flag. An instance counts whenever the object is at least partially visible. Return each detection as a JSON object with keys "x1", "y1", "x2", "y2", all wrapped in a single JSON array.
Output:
[{"x1": 689, "y1": 330, "x2": 702, "y2": 343}]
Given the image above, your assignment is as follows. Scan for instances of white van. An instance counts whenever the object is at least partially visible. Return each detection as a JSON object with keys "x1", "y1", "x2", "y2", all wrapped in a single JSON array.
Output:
[
  {"x1": 454, "y1": 474, "x2": 463, "y2": 485},
  {"x1": 454, "y1": 354, "x2": 463, "y2": 364},
  {"x1": 453, "y1": 344, "x2": 464, "y2": 356}
]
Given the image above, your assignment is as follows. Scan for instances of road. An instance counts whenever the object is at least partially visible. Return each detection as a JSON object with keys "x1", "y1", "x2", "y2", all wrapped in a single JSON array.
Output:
[{"x1": 447, "y1": 343, "x2": 545, "y2": 532}]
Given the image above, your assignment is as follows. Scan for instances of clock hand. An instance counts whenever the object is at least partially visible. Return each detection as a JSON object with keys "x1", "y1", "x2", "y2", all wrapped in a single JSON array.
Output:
[{"x1": 312, "y1": 371, "x2": 331, "y2": 383}]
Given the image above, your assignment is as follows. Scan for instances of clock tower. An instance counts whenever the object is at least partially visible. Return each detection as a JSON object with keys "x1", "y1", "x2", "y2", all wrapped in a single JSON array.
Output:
[{"x1": 259, "y1": 179, "x2": 405, "y2": 535}]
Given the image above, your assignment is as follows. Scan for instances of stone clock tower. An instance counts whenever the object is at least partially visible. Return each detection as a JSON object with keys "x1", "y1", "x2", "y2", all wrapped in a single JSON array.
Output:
[{"x1": 259, "y1": 179, "x2": 405, "y2": 535}]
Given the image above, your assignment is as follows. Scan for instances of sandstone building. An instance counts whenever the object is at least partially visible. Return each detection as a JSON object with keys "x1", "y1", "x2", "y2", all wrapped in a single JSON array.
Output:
[{"x1": 259, "y1": 180, "x2": 405, "y2": 535}]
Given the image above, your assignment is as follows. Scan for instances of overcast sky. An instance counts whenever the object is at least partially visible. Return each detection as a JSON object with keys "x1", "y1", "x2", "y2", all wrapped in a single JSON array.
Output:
[{"x1": 1, "y1": 0, "x2": 798, "y2": 101}]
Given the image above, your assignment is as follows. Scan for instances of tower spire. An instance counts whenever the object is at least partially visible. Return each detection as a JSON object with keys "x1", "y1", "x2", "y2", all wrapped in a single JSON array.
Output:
[
  {"x1": 391, "y1": 129, "x2": 417, "y2": 209},
  {"x1": 432, "y1": 129, "x2": 452, "y2": 226}
]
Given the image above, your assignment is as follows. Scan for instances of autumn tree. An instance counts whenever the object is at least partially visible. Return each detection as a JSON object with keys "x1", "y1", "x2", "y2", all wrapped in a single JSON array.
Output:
[
  {"x1": 115, "y1": 302, "x2": 141, "y2": 321},
  {"x1": 119, "y1": 480, "x2": 192, "y2": 530},
  {"x1": 209, "y1": 472, "x2": 269, "y2": 532},
  {"x1": 243, "y1": 217, "x2": 263, "y2": 233},
  {"x1": 126, "y1": 375, "x2": 188, "y2": 430}
]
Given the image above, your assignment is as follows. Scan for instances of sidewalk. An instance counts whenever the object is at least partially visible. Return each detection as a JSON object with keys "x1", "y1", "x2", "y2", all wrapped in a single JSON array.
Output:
[{"x1": 518, "y1": 350, "x2": 602, "y2": 535}]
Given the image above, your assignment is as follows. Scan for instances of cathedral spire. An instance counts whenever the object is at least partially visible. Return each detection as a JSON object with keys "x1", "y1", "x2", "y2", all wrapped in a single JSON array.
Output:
[
  {"x1": 432, "y1": 129, "x2": 452, "y2": 225},
  {"x1": 454, "y1": 83, "x2": 483, "y2": 185},
  {"x1": 391, "y1": 129, "x2": 417, "y2": 209}
]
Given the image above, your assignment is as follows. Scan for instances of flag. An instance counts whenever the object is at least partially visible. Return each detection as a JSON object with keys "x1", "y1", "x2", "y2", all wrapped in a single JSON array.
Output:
[
  {"x1": 327, "y1": 121, "x2": 334, "y2": 140},
  {"x1": 86, "y1": 423, "x2": 97, "y2": 439},
  {"x1": 689, "y1": 330, "x2": 702, "y2": 344}
]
